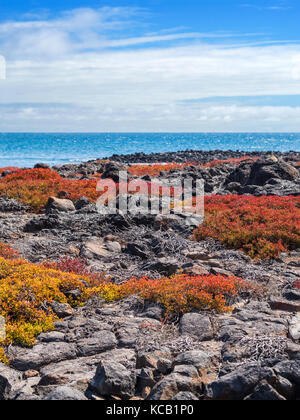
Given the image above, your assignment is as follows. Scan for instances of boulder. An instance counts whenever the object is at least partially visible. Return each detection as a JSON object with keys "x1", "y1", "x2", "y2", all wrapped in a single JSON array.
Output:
[
  {"x1": 173, "y1": 350, "x2": 212, "y2": 371},
  {"x1": 50, "y1": 301, "x2": 73, "y2": 318},
  {"x1": 105, "y1": 241, "x2": 122, "y2": 253},
  {"x1": 44, "y1": 386, "x2": 87, "y2": 401},
  {"x1": 74, "y1": 196, "x2": 91, "y2": 210},
  {"x1": 173, "y1": 364, "x2": 200, "y2": 377},
  {"x1": 156, "y1": 357, "x2": 173, "y2": 375},
  {"x1": 136, "y1": 351, "x2": 171, "y2": 370},
  {"x1": 101, "y1": 162, "x2": 128, "y2": 183},
  {"x1": 34, "y1": 163, "x2": 50, "y2": 169},
  {"x1": 8, "y1": 342, "x2": 77, "y2": 371},
  {"x1": 39, "y1": 349, "x2": 136, "y2": 386},
  {"x1": 144, "y1": 258, "x2": 179, "y2": 276},
  {"x1": 0, "y1": 364, "x2": 22, "y2": 400},
  {"x1": 89, "y1": 361, "x2": 136, "y2": 399},
  {"x1": 81, "y1": 239, "x2": 110, "y2": 259},
  {"x1": 81, "y1": 239, "x2": 121, "y2": 259},
  {"x1": 179, "y1": 313, "x2": 214, "y2": 341},
  {"x1": 244, "y1": 381, "x2": 286, "y2": 401},
  {"x1": 226, "y1": 162, "x2": 252, "y2": 185},
  {"x1": 271, "y1": 375, "x2": 295, "y2": 400},
  {"x1": 24, "y1": 215, "x2": 60, "y2": 233},
  {"x1": 205, "y1": 363, "x2": 274, "y2": 400},
  {"x1": 286, "y1": 342, "x2": 300, "y2": 360},
  {"x1": 147, "y1": 366, "x2": 202, "y2": 400},
  {"x1": 273, "y1": 360, "x2": 300, "y2": 385},
  {"x1": 116, "y1": 318, "x2": 161, "y2": 348},
  {"x1": 76, "y1": 331, "x2": 117, "y2": 357},
  {"x1": 246, "y1": 158, "x2": 299, "y2": 186},
  {"x1": 289, "y1": 315, "x2": 300, "y2": 342},
  {"x1": 126, "y1": 243, "x2": 149, "y2": 259},
  {"x1": 136, "y1": 368, "x2": 156, "y2": 392},
  {"x1": 226, "y1": 182, "x2": 242, "y2": 193},
  {"x1": 46, "y1": 197, "x2": 75, "y2": 214}
]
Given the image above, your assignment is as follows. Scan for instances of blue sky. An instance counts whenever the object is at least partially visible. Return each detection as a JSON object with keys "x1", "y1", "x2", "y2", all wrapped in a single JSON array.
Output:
[
  {"x1": 0, "y1": 0, "x2": 300, "y2": 131},
  {"x1": 0, "y1": 0, "x2": 298, "y2": 40}
]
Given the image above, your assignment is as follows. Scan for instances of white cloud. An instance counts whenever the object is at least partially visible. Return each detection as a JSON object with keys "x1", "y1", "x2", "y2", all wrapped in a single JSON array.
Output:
[
  {"x1": 0, "y1": 7, "x2": 146, "y2": 58},
  {"x1": 0, "y1": 6, "x2": 300, "y2": 131},
  {"x1": 241, "y1": 1, "x2": 292, "y2": 11}
]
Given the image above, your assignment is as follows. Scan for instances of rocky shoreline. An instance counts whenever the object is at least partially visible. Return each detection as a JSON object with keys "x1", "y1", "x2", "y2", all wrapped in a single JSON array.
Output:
[
  {"x1": 104, "y1": 149, "x2": 300, "y2": 165},
  {"x1": 0, "y1": 150, "x2": 299, "y2": 401}
]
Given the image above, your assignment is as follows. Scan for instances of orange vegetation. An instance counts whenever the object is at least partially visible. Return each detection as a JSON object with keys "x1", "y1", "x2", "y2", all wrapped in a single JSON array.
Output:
[
  {"x1": 0, "y1": 246, "x2": 249, "y2": 361},
  {"x1": 119, "y1": 274, "x2": 249, "y2": 314}
]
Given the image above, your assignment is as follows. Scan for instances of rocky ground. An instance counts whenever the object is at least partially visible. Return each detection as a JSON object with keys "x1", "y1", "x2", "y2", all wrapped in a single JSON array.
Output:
[{"x1": 0, "y1": 151, "x2": 299, "y2": 401}]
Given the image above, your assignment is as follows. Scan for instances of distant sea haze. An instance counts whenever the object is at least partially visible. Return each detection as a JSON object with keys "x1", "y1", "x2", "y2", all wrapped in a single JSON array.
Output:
[{"x1": 0, "y1": 133, "x2": 299, "y2": 168}]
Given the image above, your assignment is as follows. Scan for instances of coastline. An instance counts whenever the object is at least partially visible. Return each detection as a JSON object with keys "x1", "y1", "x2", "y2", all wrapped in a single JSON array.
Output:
[{"x1": 0, "y1": 132, "x2": 299, "y2": 168}]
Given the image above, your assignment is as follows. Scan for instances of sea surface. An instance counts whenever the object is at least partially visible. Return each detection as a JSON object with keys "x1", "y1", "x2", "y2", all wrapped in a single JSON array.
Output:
[{"x1": 0, "y1": 132, "x2": 299, "y2": 168}]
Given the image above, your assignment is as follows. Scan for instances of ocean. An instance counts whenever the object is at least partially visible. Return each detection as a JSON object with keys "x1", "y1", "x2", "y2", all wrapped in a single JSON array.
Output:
[{"x1": 0, "y1": 132, "x2": 299, "y2": 168}]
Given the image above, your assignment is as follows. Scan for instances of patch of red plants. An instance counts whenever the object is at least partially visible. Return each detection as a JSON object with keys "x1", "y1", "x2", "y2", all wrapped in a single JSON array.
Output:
[
  {"x1": 0, "y1": 168, "x2": 101, "y2": 212},
  {"x1": 194, "y1": 195, "x2": 300, "y2": 260},
  {"x1": 294, "y1": 281, "x2": 300, "y2": 290},
  {"x1": 42, "y1": 256, "x2": 105, "y2": 286},
  {"x1": 43, "y1": 256, "x2": 91, "y2": 276},
  {"x1": 0, "y1": 242, "x2": 20, "y2": 260}
]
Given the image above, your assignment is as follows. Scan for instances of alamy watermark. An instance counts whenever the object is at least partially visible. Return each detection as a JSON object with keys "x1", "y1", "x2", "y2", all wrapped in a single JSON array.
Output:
[
  {"x1": 96, "y1": 171, "x2": 204, "y2": 226},
  {"x1": 0, "y1": 55, "x2": 6, "y2": 80},
  {"x1": 0, "y1": 316, "x2": 5, "y2": 341}
]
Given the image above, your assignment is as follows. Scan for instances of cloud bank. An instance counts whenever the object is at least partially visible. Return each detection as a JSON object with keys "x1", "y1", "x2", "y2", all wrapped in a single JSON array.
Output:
[{"x1": 0, "y1": 6, "x2": 300, "y2": 131}]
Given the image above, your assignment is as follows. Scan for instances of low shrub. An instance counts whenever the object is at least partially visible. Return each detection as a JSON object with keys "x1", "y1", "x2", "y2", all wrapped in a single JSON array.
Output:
[
  {"x1": 0, "y1": 255, "x2": 118, "y2": 360},
  {"x1": 119, "y1": 274, "x2": 249, "y2": 314},
  {"x1": 0, "y1": 242, "x2": 20, "y2": 260},
  {"x1": 42, "y1": 257, "x2": 92, "y2": 277},
  {"x1": 194, "y1": 195, "x2": 300, "y2": 260},
  {"x1": 0, "y1": 168, "x2": 100, "y2": 212}
]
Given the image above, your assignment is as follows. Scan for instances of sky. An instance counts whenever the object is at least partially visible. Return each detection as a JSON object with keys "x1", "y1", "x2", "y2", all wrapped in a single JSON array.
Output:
[{"x1": 0, "y1": 0, "x2": 300, "y2": 132}]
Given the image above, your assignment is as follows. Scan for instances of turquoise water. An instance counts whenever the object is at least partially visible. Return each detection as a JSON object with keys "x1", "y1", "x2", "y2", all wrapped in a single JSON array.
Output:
[{"x1": 0, "y1": 132, "x2": 299, "y2": 167}]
